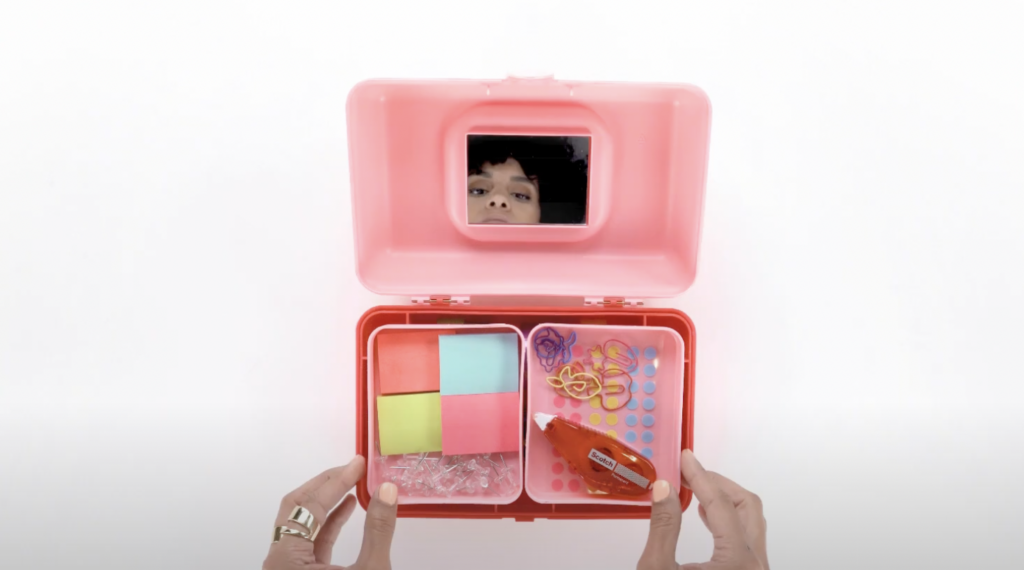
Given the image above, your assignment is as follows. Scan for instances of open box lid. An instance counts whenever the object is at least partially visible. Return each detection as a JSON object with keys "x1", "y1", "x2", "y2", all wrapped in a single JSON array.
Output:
[{"x1": 346, "y1": 77, "x2": 711, "y2": 301}]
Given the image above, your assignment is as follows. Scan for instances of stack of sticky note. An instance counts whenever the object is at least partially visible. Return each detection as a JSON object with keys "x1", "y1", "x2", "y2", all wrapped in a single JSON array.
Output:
[
  {"x1": 374, "y1": 331, "x2": 521, "y2": 457},
  {"x1": 376, "y1": 392, "x2": 442, "y2": 455},
  {"x1": 377, "y1": 330, "x2": 453, "y2": 395},
  {"x1": 439, "y1": 333, "x2": 521, "y2": 455}
]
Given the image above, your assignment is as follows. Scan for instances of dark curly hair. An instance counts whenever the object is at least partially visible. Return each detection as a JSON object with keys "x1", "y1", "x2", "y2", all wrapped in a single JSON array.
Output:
[{"x1": 467, "y1": 135, "x2": 589, "y2": 224}]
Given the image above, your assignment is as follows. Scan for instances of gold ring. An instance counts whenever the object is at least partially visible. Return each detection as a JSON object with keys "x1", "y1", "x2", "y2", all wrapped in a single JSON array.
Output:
[
  {"x1": 288, "y1": 506, "x2": 321, "y2": 541},
  {"x1": 272, "y1": 525, "x2": 312, "y2": 543}
]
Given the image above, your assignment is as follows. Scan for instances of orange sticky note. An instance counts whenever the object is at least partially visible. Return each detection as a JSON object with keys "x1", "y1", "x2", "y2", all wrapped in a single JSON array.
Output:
[{"x1": 377, "y1": 330, "x2": 453, "y2": 395}]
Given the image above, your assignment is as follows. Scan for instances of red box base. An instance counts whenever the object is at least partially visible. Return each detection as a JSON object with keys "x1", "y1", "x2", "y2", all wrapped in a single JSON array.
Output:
[{"x1": 355, "y1": 305, "x2": 696, "y2": 521}]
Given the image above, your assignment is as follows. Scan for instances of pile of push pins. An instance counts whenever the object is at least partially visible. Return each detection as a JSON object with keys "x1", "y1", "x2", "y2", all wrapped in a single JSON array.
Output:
[{"x1": 376, "y1": 452, "x2": 519, "y2": 497}]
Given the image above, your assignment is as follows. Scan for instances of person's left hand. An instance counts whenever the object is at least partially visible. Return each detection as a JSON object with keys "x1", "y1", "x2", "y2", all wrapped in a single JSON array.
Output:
[{"x1": 262, "y1": 456, "x2": 399, "y2": 570}]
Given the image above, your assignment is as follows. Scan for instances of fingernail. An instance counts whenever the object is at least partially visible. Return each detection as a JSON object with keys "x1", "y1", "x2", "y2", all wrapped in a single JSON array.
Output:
[
  {"x1": 378, "y1": 482, "x2": 398, "y2": 506},
  {"x1": 681, "y1": 449, "x2": 704, "y2": 472},
  {"x1": 652, "y1": 480, "x2": 671, "y2": 502},
  {"x1": 343, "y1": 455, "x2": 366, "y2": 474}
]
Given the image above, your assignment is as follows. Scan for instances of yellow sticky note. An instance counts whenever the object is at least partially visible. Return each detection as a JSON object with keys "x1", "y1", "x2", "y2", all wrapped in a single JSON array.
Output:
[{"x1": 376, "y1": 393, "x2": 442, "y2": 455}]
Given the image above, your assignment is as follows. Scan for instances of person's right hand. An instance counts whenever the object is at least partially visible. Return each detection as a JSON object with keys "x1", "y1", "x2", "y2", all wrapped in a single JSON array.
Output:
[{"x1": 637, "y1": 450, "x2": 769, "y2": 570}]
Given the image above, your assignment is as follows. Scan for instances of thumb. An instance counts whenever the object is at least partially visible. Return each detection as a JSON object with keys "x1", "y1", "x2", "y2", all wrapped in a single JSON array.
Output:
[
  {"x1": 354, "y1": 482, "x2": 398, "y2": 568},
  {"x1": 638, "y1": 480, "x2": 681, "y2": 569}
]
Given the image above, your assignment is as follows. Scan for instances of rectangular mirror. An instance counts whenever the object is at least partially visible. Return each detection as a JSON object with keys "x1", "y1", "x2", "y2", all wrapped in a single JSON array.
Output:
[{"x1": 467, "y1": 135, "x2": 590, "y2": 225}]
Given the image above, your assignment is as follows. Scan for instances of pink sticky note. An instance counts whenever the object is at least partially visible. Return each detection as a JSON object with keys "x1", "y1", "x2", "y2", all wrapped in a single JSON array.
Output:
[
  {"x1": 376, "y1": 330, "x2": 454, "y2": 395},
  {"x1": 440, "y1": 392, "x2": 521, "y2": 455}
]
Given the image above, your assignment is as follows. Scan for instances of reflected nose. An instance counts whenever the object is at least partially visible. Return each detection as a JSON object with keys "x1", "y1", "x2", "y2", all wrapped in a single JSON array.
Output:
[{"x1": 488, "y1": 193, "x2": 510, "y2": 210}]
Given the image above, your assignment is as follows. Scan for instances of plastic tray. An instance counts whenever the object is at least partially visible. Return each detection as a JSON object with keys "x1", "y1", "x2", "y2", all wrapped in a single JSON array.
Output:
[
  {"x1": 524, "y1": 324, "x2": 684, "y2": 505},
  {"x1": 366, "y1": 324, "x2": 525, "y2": 505}
]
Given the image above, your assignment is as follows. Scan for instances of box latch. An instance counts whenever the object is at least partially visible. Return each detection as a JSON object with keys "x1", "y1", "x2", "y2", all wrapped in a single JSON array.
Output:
[
  {"x1": 584, "y1": 297, "x2": 644, "y2": 308},
  {"x1": 411, "y1": 295, "x2": 471, "y2": 306}
]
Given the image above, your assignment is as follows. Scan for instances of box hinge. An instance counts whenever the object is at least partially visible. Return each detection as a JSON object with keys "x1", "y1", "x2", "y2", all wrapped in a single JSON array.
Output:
[
  {"x1": 584, "y1": 297, "x2": 644, "y2": 308},
  {"x1": 411, "y1": 295, "x2": 470, "y2": 306}
]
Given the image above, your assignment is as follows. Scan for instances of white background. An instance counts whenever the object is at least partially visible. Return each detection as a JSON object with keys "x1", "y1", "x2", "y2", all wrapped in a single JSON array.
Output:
[{"x1": 2, "y1": 1, "x2": 1023, "y2": 568}]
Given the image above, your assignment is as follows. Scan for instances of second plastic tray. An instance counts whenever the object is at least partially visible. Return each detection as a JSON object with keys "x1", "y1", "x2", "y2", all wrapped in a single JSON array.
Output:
[{"x1": 524, "y1": 324, "x2": 685, "y2": 505}]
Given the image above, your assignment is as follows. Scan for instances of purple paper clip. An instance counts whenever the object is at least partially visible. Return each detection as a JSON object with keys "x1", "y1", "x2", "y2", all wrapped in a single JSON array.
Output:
[{"x1": 533, "y1": 327, "x2": 577, "y2": 373}]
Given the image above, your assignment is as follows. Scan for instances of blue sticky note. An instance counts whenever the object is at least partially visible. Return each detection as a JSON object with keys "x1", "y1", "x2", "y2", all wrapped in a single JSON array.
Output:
[{"x1": 439, "y1": 333, "x2": 520, "y2": 395}]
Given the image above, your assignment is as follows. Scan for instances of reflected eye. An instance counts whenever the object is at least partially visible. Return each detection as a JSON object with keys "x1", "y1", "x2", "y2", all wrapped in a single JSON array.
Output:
[
  {"x1": 512, "y1": 192, "x2": 531, "y2": 201},
  {"x1": 468, "y1": 187, "x2": 487, "y2": 196}
]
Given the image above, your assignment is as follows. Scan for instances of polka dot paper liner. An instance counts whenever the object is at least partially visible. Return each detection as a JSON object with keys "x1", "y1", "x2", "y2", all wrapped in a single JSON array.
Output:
[{"x1": 558, "y1": 359, "x2": 657, "y2": 462}]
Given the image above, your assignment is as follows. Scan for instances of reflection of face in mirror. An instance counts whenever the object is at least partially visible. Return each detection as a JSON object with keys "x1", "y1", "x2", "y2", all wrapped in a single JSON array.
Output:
[
  {"x1": 467, "y1": 135, "x2": 589, "y2": 225},
  {"x1": 467, "y1": 157, "x2": 541, "y2": 224}
]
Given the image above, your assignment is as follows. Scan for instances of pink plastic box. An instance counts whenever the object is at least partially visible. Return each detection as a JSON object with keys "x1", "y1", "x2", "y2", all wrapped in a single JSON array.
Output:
[{"x1": 348, "y1": 77, "x2": 710, "y2": 520}]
